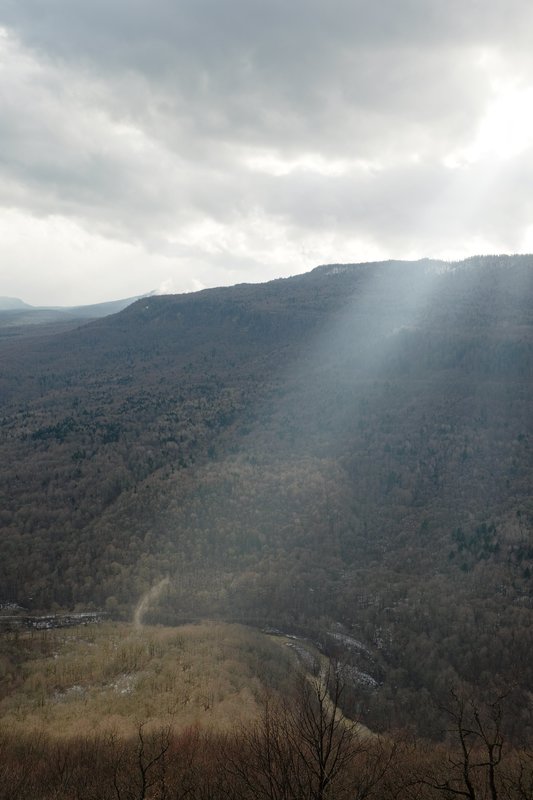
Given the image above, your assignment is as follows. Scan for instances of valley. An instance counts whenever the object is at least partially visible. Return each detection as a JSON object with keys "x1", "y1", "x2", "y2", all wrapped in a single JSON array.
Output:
[{"x1": 1, "y1": 255, "x2": 532, "y2": 750}]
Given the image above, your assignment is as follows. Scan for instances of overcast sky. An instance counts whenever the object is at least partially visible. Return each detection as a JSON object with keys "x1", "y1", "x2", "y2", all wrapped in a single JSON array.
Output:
[{"x1": 2, "y1": 1, "x2": 533, "y2": 305}]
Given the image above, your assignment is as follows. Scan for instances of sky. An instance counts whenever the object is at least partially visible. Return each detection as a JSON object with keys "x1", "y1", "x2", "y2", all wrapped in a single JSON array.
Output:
[{"x1": 2, "y1": 1, "x2": 533, "y2": 306}]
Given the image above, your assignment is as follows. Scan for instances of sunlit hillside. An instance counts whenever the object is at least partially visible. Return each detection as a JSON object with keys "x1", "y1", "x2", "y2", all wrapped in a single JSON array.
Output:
[{"x1": 0, "y1": 622, "x2": 296, "y2": 738}]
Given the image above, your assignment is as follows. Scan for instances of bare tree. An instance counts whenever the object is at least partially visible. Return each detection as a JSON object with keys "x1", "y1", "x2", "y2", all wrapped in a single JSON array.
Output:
[
  {"x1": 421, "y1": 690, "x2": 506, "y2": 800},
  {"x1": 288, "y1": 668, "x2": 363, "y2": 800},
  {"x1": 111, "y1": 723, "x2": 171, "y2": 800},
  {"x1": 502, "y1": 749, "x2": 533, "y2": 800},
  {"x1": 225, "y1": 666, "x2": 379, "y2": 800}
]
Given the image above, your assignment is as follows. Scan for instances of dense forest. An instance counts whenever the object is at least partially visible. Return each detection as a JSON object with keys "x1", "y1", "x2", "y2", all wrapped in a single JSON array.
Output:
[{"x1": 0, "y1": 254, "x2": 532, "y2": 739}]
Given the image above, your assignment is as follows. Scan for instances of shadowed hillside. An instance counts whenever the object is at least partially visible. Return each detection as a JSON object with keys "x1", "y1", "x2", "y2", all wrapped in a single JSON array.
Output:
[{"x1": 1, "y1": 255, "x2": 532, "y2": 735}]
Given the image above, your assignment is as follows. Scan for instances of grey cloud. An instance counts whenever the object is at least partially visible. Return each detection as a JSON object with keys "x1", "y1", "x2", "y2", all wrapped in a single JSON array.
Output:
[
  {"x1": 0, "y1": 2, "x2": 514, "y2": 143},
  {"x1": 251, "y1": 152, "x2": 533, "y2": 249},
  {"x1": 5, "y1": 1, "x2": 533, "y2": 58},
  {"x1": 1, "y1": 0, "x2": 533, "y2": 302}
]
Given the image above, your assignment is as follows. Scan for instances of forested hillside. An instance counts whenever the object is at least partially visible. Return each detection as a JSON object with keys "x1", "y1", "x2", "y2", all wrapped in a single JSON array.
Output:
[{"x1": 1, "y1": 255, "x2": 532, "y2": 736}]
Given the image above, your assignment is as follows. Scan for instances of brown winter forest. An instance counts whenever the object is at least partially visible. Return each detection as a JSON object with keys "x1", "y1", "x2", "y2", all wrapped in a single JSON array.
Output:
[{"x1": 0, "y1": 255, "x2": 532, "y2": 798}]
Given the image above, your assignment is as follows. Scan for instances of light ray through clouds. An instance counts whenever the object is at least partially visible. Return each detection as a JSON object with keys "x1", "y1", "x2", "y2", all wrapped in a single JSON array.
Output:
[
  {"x1": 152, "y1": 251, "x2": 533, "y2": 622},
  {"x1": 153, "y1": 259, "x2": 449, "y2": 617},
  {"x1": 268, "y1": 261, "x2": 443, "y2": 459}
]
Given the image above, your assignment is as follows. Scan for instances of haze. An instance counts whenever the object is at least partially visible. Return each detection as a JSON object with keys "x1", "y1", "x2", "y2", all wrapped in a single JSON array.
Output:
[{"x1": 2, "y1": 1, "x2": 533, "y2": 305}]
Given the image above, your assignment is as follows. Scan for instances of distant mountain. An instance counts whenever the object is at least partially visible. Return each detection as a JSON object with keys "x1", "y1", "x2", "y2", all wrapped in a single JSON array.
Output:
[
  {"x1": 0, "y1": 254, "x2": 532, "y2": 737},
  {"x1": 0, "y1": 296, "x2": 33, "y2": 310},
  {"x1": 0, "y1": 292, "x2": 150, "y2": 335},
  {"x1": 65, "y1": 294, "x2": 153, "y2": 318}
]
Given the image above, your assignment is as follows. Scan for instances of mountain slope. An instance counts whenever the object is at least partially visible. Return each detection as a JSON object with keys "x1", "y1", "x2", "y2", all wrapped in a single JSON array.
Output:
[{"x1": 1, "y1": 255, "x2": 532, "y2": 735}]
